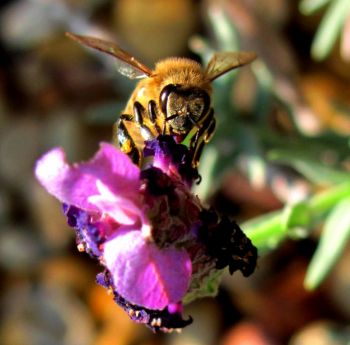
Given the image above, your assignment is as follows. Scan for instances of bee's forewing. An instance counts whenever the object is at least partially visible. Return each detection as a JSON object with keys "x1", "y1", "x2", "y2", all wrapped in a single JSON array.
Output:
[
  {"x1": 66, "y1": 32, "x2": 152, "y2": 79},
  {"x1": 205, "y1": 51, "x2": 256, "y2": 81}
]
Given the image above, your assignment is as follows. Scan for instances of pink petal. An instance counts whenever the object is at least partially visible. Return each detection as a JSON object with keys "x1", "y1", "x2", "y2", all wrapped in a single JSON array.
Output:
[
  {"x1": 103, "y1": 230, "x2": 192, "y2": 310},
  {"x1": 88, "y1": 181, "x2": 141, "y2": 224},
  {"x1": 35, "y1": 143, "x2": 141, "y2": 212},
  {"x1": 78, "y1": 143, "x2": 140, "y2": 198}
]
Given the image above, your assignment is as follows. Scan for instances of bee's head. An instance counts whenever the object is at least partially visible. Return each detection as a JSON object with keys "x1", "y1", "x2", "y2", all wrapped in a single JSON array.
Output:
[{"x1": 160, "y1": 84, "x2": 210, "y2": 133}]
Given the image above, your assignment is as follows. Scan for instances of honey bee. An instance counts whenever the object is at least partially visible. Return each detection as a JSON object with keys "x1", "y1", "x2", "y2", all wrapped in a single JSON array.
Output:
[{"x1": 66, "y1": 33, "x2": 256, "y2": 168}]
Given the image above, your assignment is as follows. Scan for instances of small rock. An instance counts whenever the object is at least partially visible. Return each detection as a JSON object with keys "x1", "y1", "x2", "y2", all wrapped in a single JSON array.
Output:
[
  {"x1": 0, "y1": 225, "x2": 42, "y2": 273},
  {"x1": 167, "y1": 298, "x2": 222, "y2": 345},
  {"x1": 1, "y1": 283, "x2": 95, "y2": 345},
  {"x1": 89, "y1": 285, "x2": 141, "y2": 345},
  {"x1": 0, "y1": 117, "x2": 40, "y2": 190},
  {"x1": 289, "y1": 320, "x2": 350, "y2": 345},
  {"x1": 30, "y1": 181, "x2": 73, "y2": 251},
  {"x1": 220, "y1": 321, "x2": 276, "y2": 345}
]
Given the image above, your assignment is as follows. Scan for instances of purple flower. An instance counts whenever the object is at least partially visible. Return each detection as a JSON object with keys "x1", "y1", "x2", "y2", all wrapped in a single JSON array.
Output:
[
  {"x1": 35, "y1": 139, "x2": 257, "y2": 332},
  {"x1": 35, "y1": 143, "x2": 192, "y2": 312},
  {"x1": 143, "y1": 135, "x2": 200, "y2": 186}
]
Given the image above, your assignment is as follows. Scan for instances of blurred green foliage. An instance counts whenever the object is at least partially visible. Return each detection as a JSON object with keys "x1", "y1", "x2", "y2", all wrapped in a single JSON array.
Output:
[
  {"x1": 192, "y1": 4, "x2": 350, "y2": 290},
  {"x1": 300, "y1": 0, "x2": 350, "y2": 60}
]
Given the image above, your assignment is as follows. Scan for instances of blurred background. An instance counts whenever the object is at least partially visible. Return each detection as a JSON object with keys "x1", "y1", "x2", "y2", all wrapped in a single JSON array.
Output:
[{"x1": 1, "y1": 0, "x2": 350, "y2": 344}]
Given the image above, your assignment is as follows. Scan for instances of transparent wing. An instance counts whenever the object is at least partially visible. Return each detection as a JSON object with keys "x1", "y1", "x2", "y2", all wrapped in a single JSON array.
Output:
[
  {"x1": 205, "y1": 51, "x2": 257, "y2": 81},
  {"x1": 66, "y1": 32, "x2": 152, "y2": 79}
]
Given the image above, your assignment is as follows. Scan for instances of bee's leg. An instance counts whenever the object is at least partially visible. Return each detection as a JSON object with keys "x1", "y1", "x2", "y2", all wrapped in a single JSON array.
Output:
[
  {"x1": 114, "y1": 114, "x2": 141, "y2": 166},
  {"x1": 203, "y1": 113, "x2": 216, "y2": 143},
  {"x1": 133, "y1": 101, "x2": 143, "y2": 124},
  {"x1": 190, "y1": 109, "x2": 215, "y2": 150},
  {"x1": 190, "y1": 109, "x2": 216, "y2": 167},
  {"x1": 153, "y1": 100, "x2": 170, "y2": 135},
  {"x1": 148, "y1": 100, "x2": 162, "y2": 134},
  {"x1": 133, "y1": 101, "x2": 155, "y2": 141},
  {"x1": 148, "y1": 100, "x2": 157, "y2": 123}
]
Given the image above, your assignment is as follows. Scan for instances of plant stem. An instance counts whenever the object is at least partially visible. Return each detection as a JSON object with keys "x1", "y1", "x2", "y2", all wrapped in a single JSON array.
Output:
[{"x1": 242, "y1": 181, "x2": 350, "y2": 249}]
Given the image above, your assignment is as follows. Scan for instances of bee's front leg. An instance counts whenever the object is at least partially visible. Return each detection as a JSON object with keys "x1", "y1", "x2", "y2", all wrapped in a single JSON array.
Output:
[
  {"x1": 190, "y1": 109, "x2": 216, "y2": 167},
  {"x1": 203, "y1": 110, "x2": 216, "y2": 144},
  {"x1": 147, "y1": 100, "x2": 162, "y2": 135},
  {"x1": 133, "y1": 101, "x2": 157, "y2": 141},
  {"x1": 114, "y1": 101, "x2": 160, "y2": 167}
]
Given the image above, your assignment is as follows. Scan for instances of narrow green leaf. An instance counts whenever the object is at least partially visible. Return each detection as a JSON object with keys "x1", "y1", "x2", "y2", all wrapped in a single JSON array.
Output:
[
  {"x1": 252, "y1": 61, "x2": 274, "y2": 121},
  {"x1": 311, "y1": 0, "x2": 350, "y2": 60},
  {"x1": 299, "y1": 0, "x2": 332, "y2": 15},
  {"x1": 207, "y1": 4, "x2": 239, "y2": 51},
  {"x1": 241, "y1": 182, "x2": 350, "y2": 254},
  {"x1": 268, "y1": 149, "x2": 350, "y2": 184},
  {"x1": 309, "y1": 181, "x2": 350, "y2": 214},
  {"x1": 281, "y1": 201, "x2": 311, "y2": 234},
  {"x1": 304, "y1": 197, "x2": 350, "y2": 290},
  {"x1": 242, "y1": 211, "x2": 285, "y2": 251}
]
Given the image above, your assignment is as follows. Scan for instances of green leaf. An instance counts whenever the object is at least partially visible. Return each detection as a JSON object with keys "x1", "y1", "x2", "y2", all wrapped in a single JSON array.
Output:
[
  {"x1": 299, "y1": 0, "x2": 332, "y2": 14},
  {"x1": 241, "y1": 182, "x2": 350, "y2": 254},
  {"x1": 242, "y1": 211, "x2": 285, "y2": 251},
  {"x1": 206, "y1": 4, "x2": 239, "y2": 51},
  {"x1": 304, "y1": 197, "x2": 350, "y2": 290},
  {"x1": 309, "y1": 181, "x2": 350, "y2": 214},
  {"x1": 268, "y1": 149, "x2": 350, "y2": 184},
  {"x1": 311, "y1": 0, "x2": 350, "y2": 60},
  {"x1": 252, "y1": 61, "x2": 274, "y2": 122},
  {"x1": 281, "y1": 201, "x2": 311, "y2": 235}
]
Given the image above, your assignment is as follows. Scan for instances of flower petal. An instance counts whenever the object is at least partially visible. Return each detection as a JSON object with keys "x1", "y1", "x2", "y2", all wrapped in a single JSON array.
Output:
[
  {"x1": 79, "y1": 143, "x2": 140, "y2": 197},
  {"x1": 103, "y1": 230, "x2": 192, "y2": 310},
  {"x1": 35, "y1": 143, "x2": 141, "y2": 212},
  {"x1": 88, "y1": 180, "x2": 141, "y2": 224}
]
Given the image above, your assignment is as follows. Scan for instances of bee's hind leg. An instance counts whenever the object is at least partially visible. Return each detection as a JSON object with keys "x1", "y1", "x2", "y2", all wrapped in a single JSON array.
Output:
[{"x1": 114, "y1": 114, "x2": 142, "y2": 166}]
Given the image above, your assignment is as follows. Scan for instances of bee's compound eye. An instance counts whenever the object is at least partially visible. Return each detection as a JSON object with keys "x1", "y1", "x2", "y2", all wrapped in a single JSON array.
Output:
[
  {"x1": 160, "y1": 84, "x2": 178, "y2": 115},
  {"x1": 187, "y1": 90, "x2": 210, "y2": 122},
  {"x1": 188, "y1": 98, "x2": 206, "y2": 121}
]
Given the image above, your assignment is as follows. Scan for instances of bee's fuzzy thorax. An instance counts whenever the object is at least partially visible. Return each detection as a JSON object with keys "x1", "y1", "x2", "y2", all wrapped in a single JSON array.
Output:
[{"x1": 153, "y1": 58, "x2": 211, "y2": 93}]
